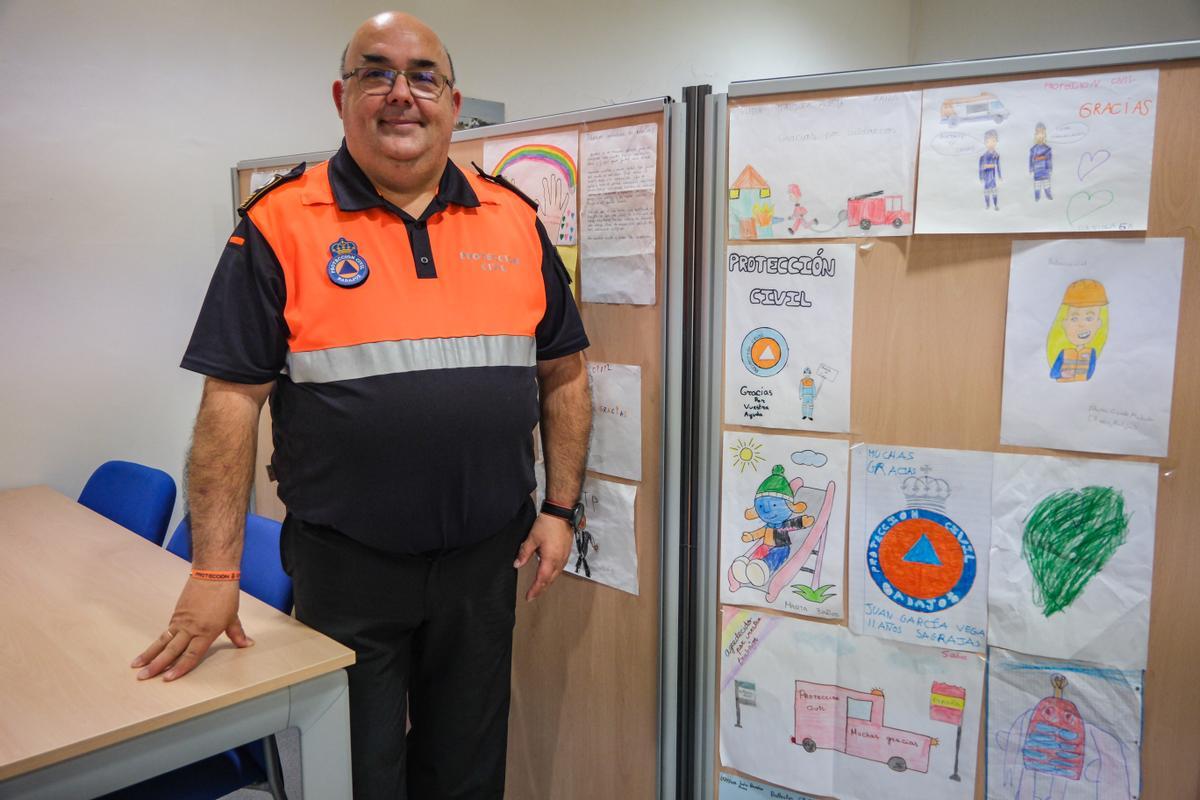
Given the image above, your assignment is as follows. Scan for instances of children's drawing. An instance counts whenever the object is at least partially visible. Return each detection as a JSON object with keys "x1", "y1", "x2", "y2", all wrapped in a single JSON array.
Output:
[
  {"x1": 720, "y1": 610, "x2": 984, "y2": 800},
  {"x1": 979, "y1": 129, "x2": 1002, "y2": 210},
  {"x1": 1023, "y1": 486, "x2": 1129, "y2": 616},
  {"x1": 988, "y1": 648, "x2": 1141, "y2": 800},
  {"x1": 989, "y1": 453, "x2": 1157, "y2": 667},
  {"x1": 586, "y1": 362, "x2": 642, "y2": 480},
  {"x1": 1046, "y1": 279, "x2": 1109, "y2": 382},
  {"x1": 785, "y1": 184, "x2": 815, "y2": 234},
  {"x1": 560, "y1": 476, "x2": 639, "y2": 595},
  {"x1": 482, "y1": 132, "x2": 579, "y2": 245},
  {"x1": 721, "y1": 433, "x2": 848, "y2": 619},
  {"x1": 728, "y1": 92, "x2": 920, "y2": 239},
  {"x1": 1030, "y1": 122, "x2": 1054, "y2": 200},
  {"x1": 915, "y1": 69, "x2": 1159, "y2": 233},
  {"x1": 572, "y1": 524, "x2": 598, "y2": 578},
  {"x1": 939, "y1": 91, "x2": 1011, "y2": 126},
  {"x1": 724, "y1": 244, "x2": 856, "y2": 432},
  {"x1": 793, "y1": 683, "x2": 938, "y2": 774},
  {"x1": 1000, "y1": 238, "x2": 1183, "y2": 457},
  {"x1": 849, "y1": 446, "x2": 992, "y2": 653}
]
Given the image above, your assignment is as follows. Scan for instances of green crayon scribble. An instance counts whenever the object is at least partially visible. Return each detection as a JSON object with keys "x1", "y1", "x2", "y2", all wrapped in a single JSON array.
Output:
[
  {"x1": 792, "y1": 584, "x2": 836, "y2": 604},
  {"x1": 1022, "y1": 486, "x2": 1130, "y2": 617}
]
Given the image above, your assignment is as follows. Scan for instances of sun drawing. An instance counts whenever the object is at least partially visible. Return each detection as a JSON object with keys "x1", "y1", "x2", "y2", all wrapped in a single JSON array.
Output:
[{"x1": 729, "y1": 438, "x2": 765, "y2": 473}]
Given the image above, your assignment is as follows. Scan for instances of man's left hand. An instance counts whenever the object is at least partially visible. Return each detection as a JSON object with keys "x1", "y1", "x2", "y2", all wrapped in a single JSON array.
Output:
[{"x1": 514, "y1": 513, "x2": 575, "y2": 601}]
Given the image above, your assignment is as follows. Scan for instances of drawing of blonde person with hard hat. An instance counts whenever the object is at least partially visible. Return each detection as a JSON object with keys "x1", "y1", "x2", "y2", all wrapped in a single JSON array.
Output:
[{"x1": 1047, "y1": 279, "x2": 1109, "y2": 382}]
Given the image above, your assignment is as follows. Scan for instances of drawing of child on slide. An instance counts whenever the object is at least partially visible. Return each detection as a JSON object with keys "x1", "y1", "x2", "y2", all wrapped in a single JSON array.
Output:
[
  {"x1": 731, "y1": 465, "x2": 815, "y2": 588},
  {"x1": 1047, "y1": 279, "x2": 1109, "y2": 382}
]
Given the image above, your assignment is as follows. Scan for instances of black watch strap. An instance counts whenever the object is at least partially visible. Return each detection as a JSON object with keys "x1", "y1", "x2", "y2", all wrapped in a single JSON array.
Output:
[{"x1": 540, "y1": 500, "x2": 584, "y2": 528}]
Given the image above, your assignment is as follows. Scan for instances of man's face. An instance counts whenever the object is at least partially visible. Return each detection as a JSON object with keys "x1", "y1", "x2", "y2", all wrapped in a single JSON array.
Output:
[
  {"x1": 986, "y1": 135, "x2": 997, "y2": 152},
  {"x1": 1035, "y1": 128, "x2": 1047, "y2": 144},
  {"x1": 1062, "y1": 305, "x2": 1102, "y2": 347},
  {"x1": 335, "y1": 17, "x2": 461, "y2": 174}
]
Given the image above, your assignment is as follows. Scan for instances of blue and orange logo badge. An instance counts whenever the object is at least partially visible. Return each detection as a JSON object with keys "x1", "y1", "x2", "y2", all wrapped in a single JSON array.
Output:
[{"x1": 327, "y1": 237, "x2": 369, "y2": 287}]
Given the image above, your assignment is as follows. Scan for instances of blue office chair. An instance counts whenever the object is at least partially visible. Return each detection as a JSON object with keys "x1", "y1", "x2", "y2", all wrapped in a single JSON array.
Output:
[
  {"x1": 100, "y1": 513, "x2": 292, "y2": 800},
  {"x1": 78, "y1": 460, "x2": 176, "y2": 545}
]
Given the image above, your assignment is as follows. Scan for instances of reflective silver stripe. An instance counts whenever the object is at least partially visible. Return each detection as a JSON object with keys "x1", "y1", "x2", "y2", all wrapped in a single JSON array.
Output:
[{"x1": 285, "y1": 334, "x2": 536, "y2": 384}]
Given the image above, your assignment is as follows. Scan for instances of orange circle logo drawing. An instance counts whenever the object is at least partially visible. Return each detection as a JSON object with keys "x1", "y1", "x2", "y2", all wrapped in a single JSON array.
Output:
[
  {"x1": 740, "y1": 327, "x2": 789, "y2": 377},
  {"x1": 867, "y1": 509, "x2": 976, "y2": 612}
]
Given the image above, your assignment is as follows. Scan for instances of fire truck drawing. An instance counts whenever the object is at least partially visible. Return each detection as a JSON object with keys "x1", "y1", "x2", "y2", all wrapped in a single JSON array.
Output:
[
  {"x1": 792, "y1": 682, "x2": 939, "y2": 773},
  {"x1": 939, "y1": 92, "x2": 1011, "y2": 126},
  {"x1": 846, "y1": 191, "x2": 912, "y2": 231}
]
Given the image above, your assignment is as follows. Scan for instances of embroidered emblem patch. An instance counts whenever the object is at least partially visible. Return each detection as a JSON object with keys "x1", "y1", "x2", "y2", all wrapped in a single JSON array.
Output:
[{"x1": 327, "y1": 237, "x2": 369, "y2": 287}]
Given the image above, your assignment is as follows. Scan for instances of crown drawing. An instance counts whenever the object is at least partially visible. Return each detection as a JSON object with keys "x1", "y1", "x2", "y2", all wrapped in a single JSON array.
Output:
[
  {"x1": 329, "y1": 237, "x2": 358, "y2": 257},
  {"x1": 901, "y1": 466, "x2": 951, "y2": 511}
]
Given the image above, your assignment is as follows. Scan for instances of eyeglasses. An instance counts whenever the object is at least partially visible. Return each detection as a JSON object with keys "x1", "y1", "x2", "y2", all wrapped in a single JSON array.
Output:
[{"x1": 341, "y1": 66, "x2": 454, "y2": 100}]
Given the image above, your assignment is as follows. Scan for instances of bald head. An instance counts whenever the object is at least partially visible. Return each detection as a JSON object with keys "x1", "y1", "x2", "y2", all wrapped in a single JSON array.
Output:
[{"x1": 340, "y1": 12, "x2": 455, "y2": 83}]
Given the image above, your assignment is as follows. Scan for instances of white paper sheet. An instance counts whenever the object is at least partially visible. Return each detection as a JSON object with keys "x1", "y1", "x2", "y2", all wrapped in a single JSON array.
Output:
[
  {"x1": 249, "y1": 168, "x2": 291, "y2": 193},
  {"x1": 718, "y1": 772, "x2": 817, "y2": 800},
  {"x1": 563, "y1": 476, "x2": 638, "y2": 595},
  {"x1": 723, "y1": 244, "x2": 855, "y2": 432},
  {"x1": 999, "y1": 238, "x2": 1184, "y2": 457},
  {"x1": 720, "y1": 608, "x2": 984, "y2": 800},
  {"x1": 727, "y1": 92, "x2": 921, "y2": 240},
  {"x1": 848, "y1": 445, "x2": 992, "y2": 653},
  {"x1": 988, "y1": 647, "x2": 1143, "y2": 800},
  {"x1": 586, "y1": 362, "x2": 642, "y2": 481},
  {"x1": 989, "y1": 453, "x2": 1158, "y2": 668},
  {"x1": 580, "y1": 123, "x2": 658, "y2": 305},
  {"x1": 915, "y1": 70, "x2": 1159, "y2": 234},
  {"x1": 482, "y1": 131, "x2": 579, "y2": 245},
  {"x1": 719, "y1": 432, "x2": 848, "y2": 619}
]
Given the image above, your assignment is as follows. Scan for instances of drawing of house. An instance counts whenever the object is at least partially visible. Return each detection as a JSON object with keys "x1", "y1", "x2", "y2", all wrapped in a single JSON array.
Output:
[{"x1": 729, "y1": 164, "x2": 773, "y2": 239}]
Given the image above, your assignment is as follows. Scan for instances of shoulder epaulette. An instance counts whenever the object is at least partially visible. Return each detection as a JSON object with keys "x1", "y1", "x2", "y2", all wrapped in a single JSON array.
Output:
[
  {"x1": 470, "y1": 161, "x2": 539, "y2": 211},
  {"x1": 238, "y1": 162, "x2": 307, "y2": 217}
]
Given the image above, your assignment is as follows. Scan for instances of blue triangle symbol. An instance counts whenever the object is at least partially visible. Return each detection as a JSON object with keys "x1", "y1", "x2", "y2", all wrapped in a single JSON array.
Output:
[{"x1": 903, "y1": 534, "x2": 942, "y2": 566}]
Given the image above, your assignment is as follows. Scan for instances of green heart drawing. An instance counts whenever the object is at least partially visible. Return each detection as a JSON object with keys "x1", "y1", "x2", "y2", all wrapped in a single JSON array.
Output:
[
  {"x1": 1022, "y1": 486, "x2": 1130, "y2": 616},
  {"x1": 1066, "y1": 190, "x2": 1116, "y2": 225}
]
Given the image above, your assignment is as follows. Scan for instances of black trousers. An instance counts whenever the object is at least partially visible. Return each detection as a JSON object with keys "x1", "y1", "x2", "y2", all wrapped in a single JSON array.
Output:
[{"x1": 281, "y1": 499, "x2": 535, "y2": 800}]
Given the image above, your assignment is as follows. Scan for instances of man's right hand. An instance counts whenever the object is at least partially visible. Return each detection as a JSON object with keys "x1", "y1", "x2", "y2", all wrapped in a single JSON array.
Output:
[{"x1": 131, "y1": 578, "x2": 253, "y2": 682}]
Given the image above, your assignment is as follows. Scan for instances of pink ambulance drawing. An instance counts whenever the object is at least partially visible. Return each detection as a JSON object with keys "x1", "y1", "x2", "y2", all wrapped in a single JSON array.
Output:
[{"x1": 792, "y1": 682, "x2": 939, "y2": 773}]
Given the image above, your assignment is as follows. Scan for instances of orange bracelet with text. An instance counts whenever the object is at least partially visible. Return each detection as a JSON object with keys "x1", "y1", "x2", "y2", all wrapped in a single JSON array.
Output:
[{"x1": 189, "y1": 569, "x2": 241, "y2": 582}]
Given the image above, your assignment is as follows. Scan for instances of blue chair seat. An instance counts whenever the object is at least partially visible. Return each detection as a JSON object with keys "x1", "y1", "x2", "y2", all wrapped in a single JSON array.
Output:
[{"x1": 78, "y1": 460, "x2": 176, "y2": 546}]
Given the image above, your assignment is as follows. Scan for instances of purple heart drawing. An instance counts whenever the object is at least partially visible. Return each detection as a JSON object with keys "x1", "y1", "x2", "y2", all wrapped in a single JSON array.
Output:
[{"x1": 1077, "y1": 150, "x2": 1111, "y2": 181}]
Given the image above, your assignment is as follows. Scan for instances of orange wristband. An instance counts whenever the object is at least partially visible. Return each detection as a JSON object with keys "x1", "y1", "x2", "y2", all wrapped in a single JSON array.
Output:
[{"x1": 190, "y1": 569, "x2": 241, "y2": 582}]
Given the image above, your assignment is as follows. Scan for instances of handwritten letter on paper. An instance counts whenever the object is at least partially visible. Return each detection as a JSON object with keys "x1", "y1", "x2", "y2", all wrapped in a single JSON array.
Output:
[{"x1": 580, "y1": 123, "x2": 658, "y2": 305}]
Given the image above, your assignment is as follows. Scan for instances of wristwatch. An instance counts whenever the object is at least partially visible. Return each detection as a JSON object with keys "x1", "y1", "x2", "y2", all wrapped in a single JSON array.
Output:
[{"x1": 540, "y1": 499, "x2": 585, "y2": 529}]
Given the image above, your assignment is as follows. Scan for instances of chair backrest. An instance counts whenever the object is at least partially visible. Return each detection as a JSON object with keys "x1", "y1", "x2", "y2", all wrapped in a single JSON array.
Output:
[
  {"x1": 78, "y1": 460, "x2": 177, "y2": 546},
  {"x1": 167, "y1": 514, "x2": 292, "y2": 613}
]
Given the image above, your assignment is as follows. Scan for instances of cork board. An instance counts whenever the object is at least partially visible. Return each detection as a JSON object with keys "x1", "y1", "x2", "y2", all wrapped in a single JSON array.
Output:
[{"x1": 714, "y1": 59, "x2": 1200, "y2": 800}]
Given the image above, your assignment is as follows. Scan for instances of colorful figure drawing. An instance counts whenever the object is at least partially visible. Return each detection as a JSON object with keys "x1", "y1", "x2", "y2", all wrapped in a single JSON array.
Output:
[
  {"x1": 995, "y1": 674, "x2": 1135, "y2": 800},
  {"x1": 800, "y1": 367, "x2": 817, "y2": 420},
  {"x1": 786, "y1": 183, "x2": 812, "y2": 234},
  {"x1": 793, "y1": 683, "x2": 939, "y2": 774},
  {"x1": 573, "y1": 525, "x2": 598, "y2": 578},
  {"x1": 729, "y1": 164, "x2": 773, "y2": 239},
  {"x1": 1046, "y1": 279, "x2": 1109, "y2": 382},
  {"x1": 980, "y1": 129, "x2": 1002, "y2": 210},
  {"x1": 728, "y1": 465, "x2": 839, "y2": 603},
  {"x1": 1023, "y1": 486, "x2": 1129, "y2": 616},
  {"x1": 1029, "y1": 122, "x2": 1054, "y2": 201}
]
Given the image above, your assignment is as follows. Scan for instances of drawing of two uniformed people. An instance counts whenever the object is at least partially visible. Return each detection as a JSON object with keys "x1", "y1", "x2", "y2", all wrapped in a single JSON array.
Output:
[
  {"x1": 1047, "y1": 279, "x2": 1109, "y2": 382},
  {"x1": 977, "y1": 123, "x2": 1054, "y2": 208}
]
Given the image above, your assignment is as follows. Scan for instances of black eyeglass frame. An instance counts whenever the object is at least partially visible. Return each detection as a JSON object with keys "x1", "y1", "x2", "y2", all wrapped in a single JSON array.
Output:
[{"x1": 340, "y1": 66, "x2": 455, "y2": 99}]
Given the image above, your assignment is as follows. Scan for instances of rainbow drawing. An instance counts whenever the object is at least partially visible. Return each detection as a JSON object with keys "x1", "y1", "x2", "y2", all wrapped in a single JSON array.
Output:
[{"x1": 492, "y1": 144, "x2": 577, "y2": 188}]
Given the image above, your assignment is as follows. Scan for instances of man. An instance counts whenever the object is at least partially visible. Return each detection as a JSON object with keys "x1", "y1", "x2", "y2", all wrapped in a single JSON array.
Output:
[
  {"x1": 1029, "y1": 121, "x2": 1054, "y2": 201},
  {"x1": 131, "y1": 12, "x2": 592, "y2": 800},
  {"x1": 979, "y1": 129, "x2": 1002, "y2": 210}
]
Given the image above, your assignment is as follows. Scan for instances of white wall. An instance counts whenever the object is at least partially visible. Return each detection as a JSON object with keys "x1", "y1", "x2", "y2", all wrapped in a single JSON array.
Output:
[
  {"x1": 0, "y1": 0, "x2": 1193, "y2": 518},
  {"x1": 910, "y1": 0, "x2": 1200, "y2": 63}
]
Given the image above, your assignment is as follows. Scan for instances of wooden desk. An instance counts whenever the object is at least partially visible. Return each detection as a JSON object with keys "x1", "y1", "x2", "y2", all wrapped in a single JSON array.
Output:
[{"x1": 0, "y1": 486, "x2": 356, "y2": 799}]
